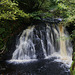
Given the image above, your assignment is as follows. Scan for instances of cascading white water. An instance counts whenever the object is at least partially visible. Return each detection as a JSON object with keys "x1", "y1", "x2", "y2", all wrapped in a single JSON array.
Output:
[
  {"x1": 9, "y1": 24, "x2": 72, "y2": 66},
  {"x1": 12, "y1": 26, "x2": 36, "y2": 60}
]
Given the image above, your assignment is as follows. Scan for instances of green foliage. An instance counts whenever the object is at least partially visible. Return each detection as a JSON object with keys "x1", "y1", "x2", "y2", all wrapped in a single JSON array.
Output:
[
  {"x1": 14, "y1": 0, "x2": 50, "y2": 12},
  {"x1": 13, "y1": 0, "x2": 58, "y2": 19},
  {"x1": 70, "y1": 61, "x2": 75, "y2": 75},
  {"x1": 11, "y1": 0, "x2": 75, "y2": 23},
  {"x1": 0, "y1": 0, "x2": 30, "y2": 52},
  {"x1": 71, "y1": 30, "x2": 75, "y2": 40},
  {"x1": 0, "y1": 0, "x2": 75, "y2": 23},
  {"x1": 0, "y1": 0, "x2": 30, "y2": 20}
]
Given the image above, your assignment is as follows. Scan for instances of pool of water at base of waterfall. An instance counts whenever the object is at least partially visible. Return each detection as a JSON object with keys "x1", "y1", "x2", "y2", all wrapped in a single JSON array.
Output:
[{"x1": 0, "y1": 57, "x2": 70, "y2": 75}]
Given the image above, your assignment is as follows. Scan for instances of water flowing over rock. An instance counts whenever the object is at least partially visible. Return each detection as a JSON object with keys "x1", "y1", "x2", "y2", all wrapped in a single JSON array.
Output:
[
  {"x1": 9, "y1": 22, "x2": 72, "y2": 66},
  {"x1": 0, "y1": 20, "x2": 73, "y2": 75}
]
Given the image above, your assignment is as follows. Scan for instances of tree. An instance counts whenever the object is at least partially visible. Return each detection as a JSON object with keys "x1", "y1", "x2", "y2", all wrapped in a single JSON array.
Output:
[{"x1": 0, "y1": 0, "x2": 30, "y2": 52}]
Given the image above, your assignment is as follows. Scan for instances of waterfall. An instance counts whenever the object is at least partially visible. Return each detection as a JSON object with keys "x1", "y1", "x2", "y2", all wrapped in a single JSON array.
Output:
[
  {"x1": 59, "y1": 25, "x2": 67, "y2": 57},
  {"x1": 9, "y1": 23, "x2": 72, "y2": 65}
]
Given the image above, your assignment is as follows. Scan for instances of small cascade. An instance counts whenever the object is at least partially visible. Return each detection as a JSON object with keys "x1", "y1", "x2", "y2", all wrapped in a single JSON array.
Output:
[
  {"x1": 12, "y1": 26, "x2": 36, "y2": 60},
  {"x1": 9, "y1": 23, "x2": 72, "y2": 65},
  {"x1": 59, "y1": 25, "x2": 67, "y2": 57}
]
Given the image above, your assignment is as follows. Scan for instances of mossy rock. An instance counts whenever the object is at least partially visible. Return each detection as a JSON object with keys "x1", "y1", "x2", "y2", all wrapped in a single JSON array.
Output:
[{"x1": 70, "y1": 61, "x2": 75, "y2": 75}]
